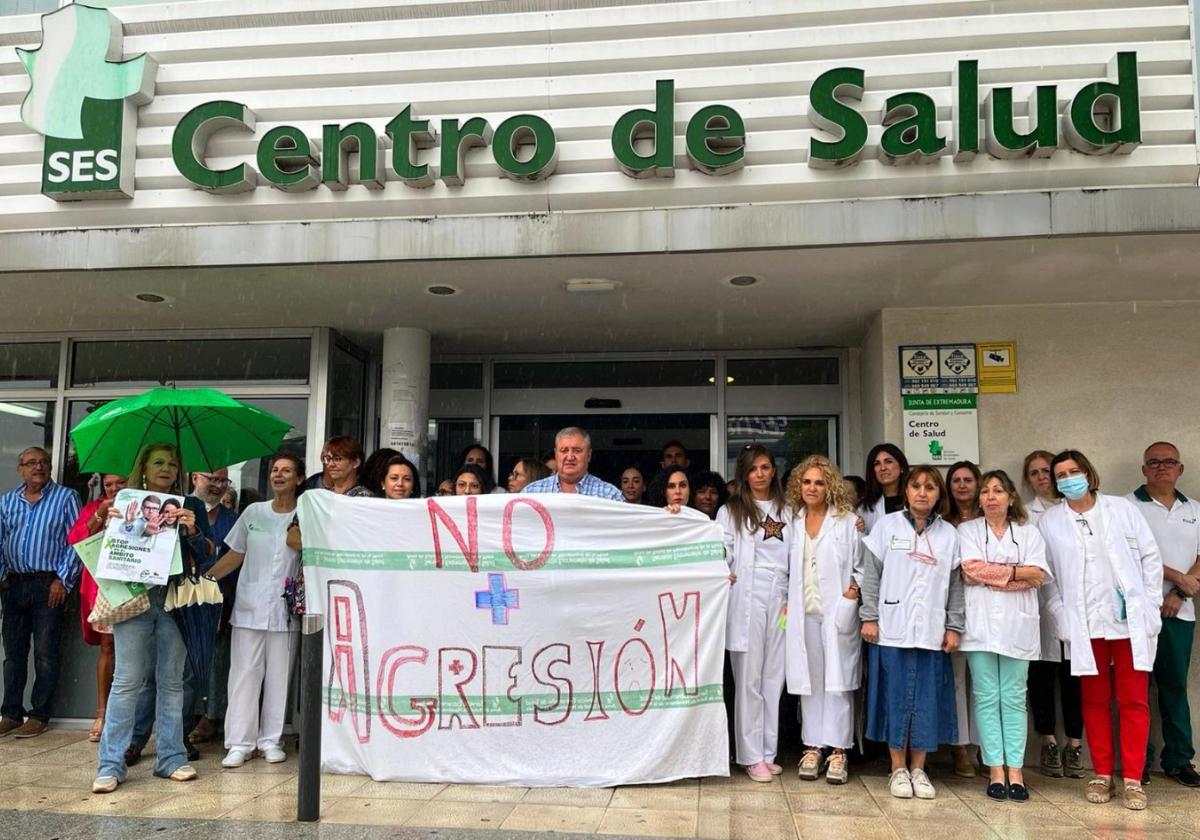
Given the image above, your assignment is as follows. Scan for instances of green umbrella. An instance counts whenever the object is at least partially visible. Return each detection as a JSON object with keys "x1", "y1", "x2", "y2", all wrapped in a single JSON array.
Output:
[{"x1": 70, "y1": 387, "x2": 292, "y2": 475}]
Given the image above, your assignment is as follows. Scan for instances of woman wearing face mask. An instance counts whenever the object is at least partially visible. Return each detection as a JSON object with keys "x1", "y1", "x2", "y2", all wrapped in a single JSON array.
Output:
[
  {"x1": 860, "y1": 444, "x2": 909, "y2": 532},
  {"x1": 860, "y1": 466, "x2": 963, "y2": 801},
  {"x1": 1022, "y1": 448, "x2": 1085, "y2": 779},
  {"x1": 784, "y1": 456, "x2": 862, "y2": 785},
  {"x1": 719, "y1": 445, "x2": 792, "y2": 783},
  {"x1": 1039, "y1": 449, "x2": 1162, "y2": 810},
  {"x1": 958, "y1": 470, "x2": 1052, "y2": 802}
]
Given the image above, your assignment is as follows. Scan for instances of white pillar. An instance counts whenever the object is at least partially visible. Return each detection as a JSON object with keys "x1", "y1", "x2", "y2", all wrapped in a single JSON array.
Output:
[{"x1": 380, "y1": 328, "x2": 431, "y2": 471}]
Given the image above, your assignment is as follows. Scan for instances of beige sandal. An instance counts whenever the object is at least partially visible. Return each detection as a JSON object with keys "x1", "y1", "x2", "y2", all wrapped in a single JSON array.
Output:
[
  {"x1": 1086, "y1": 776, "x2": 1114, "y2": 804},
  {"x1": 1123, "y1": 781, "x2": 1147, "y2": 810}
]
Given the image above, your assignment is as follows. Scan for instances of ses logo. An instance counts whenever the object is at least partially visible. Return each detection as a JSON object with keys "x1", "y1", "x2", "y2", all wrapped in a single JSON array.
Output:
[{"x1": 17, "y1": 3, "x2": 156, "y2": 201}]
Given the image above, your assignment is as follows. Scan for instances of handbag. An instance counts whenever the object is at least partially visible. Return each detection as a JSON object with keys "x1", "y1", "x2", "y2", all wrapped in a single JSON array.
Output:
[
  {"x1": 282, "y1": 566, "x2": 306, "y2": 616},
  {"x1": 88, "y1": 589, "x2": 151, "y2": 626}
]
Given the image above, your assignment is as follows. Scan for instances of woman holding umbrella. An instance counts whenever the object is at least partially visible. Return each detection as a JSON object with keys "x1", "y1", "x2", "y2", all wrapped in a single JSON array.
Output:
[
  {"x1": 205, "y1": 451, "x2": 304, "y2": 768},
  {"x1": 92, "y1": 443, "x2": 214, "y2": 794}
]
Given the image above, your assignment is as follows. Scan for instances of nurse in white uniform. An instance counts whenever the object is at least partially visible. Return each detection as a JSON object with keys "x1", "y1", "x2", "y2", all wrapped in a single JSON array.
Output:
[
  {"x1": 958, "y1": 469, "x2": 1052, "y2": 802},
  {"x1": 860, "y1": 466, "x2": 964, "y2": 801},
  {"x1": 206, "y1": 451, "x2": 304, "y2": 768},
  {"x1": 858, "y1": 443, "x2": 908, "y2": 533},
  {"x1": 1039, "y1": 449, "x2": 1162, "y2": 811},
  {"x1": 784, "y1": 455, "x2": 862, "y2": 785},
  {"x1": 1022, "y1": 448, "x2": 1086, "y2": 779},
  {"x1": 719, "y1": 444, "x2": 792, "y2": 783}
]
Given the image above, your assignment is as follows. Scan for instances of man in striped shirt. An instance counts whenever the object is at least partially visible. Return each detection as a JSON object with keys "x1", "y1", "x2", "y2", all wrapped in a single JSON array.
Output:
[
  {"x1": 521, "y1": 427, "x2": 623, "y2": 502},
  {"x1": 0, "y1": 447, "x2": 82, "y2": 738}
]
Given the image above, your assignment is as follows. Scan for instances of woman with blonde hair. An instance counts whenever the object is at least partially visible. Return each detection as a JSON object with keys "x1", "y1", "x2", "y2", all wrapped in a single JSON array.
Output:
[
  {"x1": 784, "y1": 455, "x2": 863, "y2": 784},
  {"x1": 93, "y1": 443, "x2": 213, "y2": 794}
]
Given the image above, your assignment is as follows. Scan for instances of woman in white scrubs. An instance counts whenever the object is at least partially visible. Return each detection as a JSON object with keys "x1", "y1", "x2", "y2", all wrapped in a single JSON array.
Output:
[
  {"x1": 859, "y1": 444, "x2": 909, "y2": 533},
  {"x1": 1022, "y1": 448, "x2": 1085, "y2": 779},
  {"x1": 1039, "y1": 449, "x2": 1162, "y2": 811},
  {"x1": 719, "y1": 444, "x2": 792, "y2": 782},
  {"x1": 860, "y1": 465, "x2": 963, "y2": 800},
  {"x1": 206, "y1": 451, "x2": 304, "y2": 768},
  {"x1": 958, "y1": 469, "x2": 1051, "y2": 802},
  {"x1": 784, "y1": 456, "x2": 862, "y2": 785}
]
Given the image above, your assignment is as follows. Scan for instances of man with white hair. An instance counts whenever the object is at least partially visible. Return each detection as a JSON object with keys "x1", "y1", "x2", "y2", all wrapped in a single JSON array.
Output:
[{"x1": 521, "y1": 427, "x2": 621, "y2": 501}]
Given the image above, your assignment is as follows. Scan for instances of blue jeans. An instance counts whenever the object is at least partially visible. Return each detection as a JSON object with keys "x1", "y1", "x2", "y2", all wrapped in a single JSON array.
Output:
[
  {"x1": 0, "y1": 574, "x2": 64, "y2": 722},
  {"x1": 97, "y1": 588, "x2": 188, "y2": 779},
  {"x1": 129, "y1": 659, "x2": 196, "y2": 749}
]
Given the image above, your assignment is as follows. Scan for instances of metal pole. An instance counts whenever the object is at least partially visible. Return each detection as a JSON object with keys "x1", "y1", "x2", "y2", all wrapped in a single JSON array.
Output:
[{"x1": 297, "y1": 612, "x2": 324, "y2": 822}]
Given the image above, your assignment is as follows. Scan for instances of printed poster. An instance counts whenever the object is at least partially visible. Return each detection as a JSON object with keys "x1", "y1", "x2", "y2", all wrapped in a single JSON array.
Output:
[{"x1": 96, "y1": 488, "x2": 184, "y2": 585}]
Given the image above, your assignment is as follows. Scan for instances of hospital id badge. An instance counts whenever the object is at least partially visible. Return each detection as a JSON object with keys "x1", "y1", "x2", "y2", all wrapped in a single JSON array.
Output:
[
  {"x1": 890, "y1": 536, "x2": 913, "y2": 551},
  {"x1": 1114, "y1": 588, "x2": 1128, "y2": 622}
]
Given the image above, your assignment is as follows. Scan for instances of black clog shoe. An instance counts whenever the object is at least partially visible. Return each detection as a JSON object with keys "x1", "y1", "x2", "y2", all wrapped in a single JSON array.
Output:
[
  {"x1": 986, "y1": 782, "x2": 1007, "y2": 800},
  {"x1": 1008, "y1": 783, "x2": 1029, "y2": 802}
]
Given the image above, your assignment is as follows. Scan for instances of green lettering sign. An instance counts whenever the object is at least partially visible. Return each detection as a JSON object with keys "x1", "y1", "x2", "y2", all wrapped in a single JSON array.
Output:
[
  {"x1": 322, "y1": 122, "x2": 385, "y2": 190},
  {"x1": 1064, "y1": 51, "x2": 1141, "y2": 155},
  {"x1": 611, "y1": 79, "x2": 675, "y2": 178},
  {"x1": 953, "y1": 60, "x2": 979, "y2": 162},
  {"x1": 879, "y1": 92, "x2": 945, "y2": 164},
  {"x1": 492, "y1": 114, "x2": 557, "y2": 181},
  {"x1": 440, "y1": 117, "x2": 493, "y2": 186},
  {"x1": 172, "y1": 100, "x2": 257, "y2": 193},
  {"x1": 986, "y1": 85, "x2": 1059, "y2": 158},
  {"x1": 257, "y1": 125, "x2": 318, "y2": 192},
  {"x1": 685, "y1": 105, "x2": 745, "y2": 175},
  {"x1": 386, "y1": 105, "x2": 436, "y2": 187},
  {"x1": 807, "y1": 67, "x2": 867, "y2": 168}
]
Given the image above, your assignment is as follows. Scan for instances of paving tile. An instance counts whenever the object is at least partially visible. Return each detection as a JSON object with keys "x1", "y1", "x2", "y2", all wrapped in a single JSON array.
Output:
[
  {"x1": 790, "y1": 788, "x2": 885, "y2": 817},
  {"x1": 888, "y1": 817, "x2": 996, "y2": 839},
  {"x1": 701, "y1": 787, "x2": 789, "y2": 812},
  {"x1": 188, "y1": 771, "x2": 292, "y2": 794},
  {"x1": 698, "y1": 808, "x2": 798, "y2": 840},
  {"x1": 500, "y1": 803, "x2": 607, "y2": 832},
  {"x1": 48, "y1": 788, "x2": 173, "y2": 815},
  {"x1": 610, "y1": 784, "x2": 699, "y2": 809},
  {"x1": 405, "y1": 799, "x2": 514, "y2": 829},
  {"x1": 986, "y1": 828, "x2": 1097, "y2": 840},
  {"x1": 432, "y1": 783, "x2": 529, "y2": 802},
  {"x1": 597, "y1": 807, "x2": 698, "y2": 837},
  {"x1": 1054, "y1": 801, "x2": 1173, "y2": 830},
  {"x1": 219, "y1": 794, "x2": 328, "y2": 822},
  {"x1": 963, "y1": 798, "x2": 1084, "y2": 828},
  {"x1": 522, "y1": 786, "x2": 614, "y2": 806},
  {"x1": 132, "y1": 792, "x2": 257, "y2": 818},
  {"x1": 793, "y1": 814, "x2": 899, "y2": 839},
  {"x1": 322, "y1": 796, "x2": 426, "y2": 826},
  {"x1": 1089, "y1": 830, "x2": 1199, "y2": 840},
  {"x1": 354, "y1": 780, "x2": 447, "y2": 800},
  {"x1": 705, "y1": 769, "x2": 783, "y2": 789},
  {"x1": 268, "y1": 773, "x2": 369, "y2": 797},
  {"x1": 0, "y1": 763, "x2": 62, "y2": 785},
  {"x1": 0, "y1": 784, "x2": 90, "y2": 810},
  {"x1": 869, "y1": 792, "x2": 981, "y2": 822},
  {"x1": 24, "y1": 764, "x2": 99, "y2": 789}
]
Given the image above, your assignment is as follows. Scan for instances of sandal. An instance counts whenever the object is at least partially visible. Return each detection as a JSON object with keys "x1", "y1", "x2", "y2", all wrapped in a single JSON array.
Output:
[
  {"x1": 1086, "y1": 776, "x2": 1114, "y2": 804},
  {"x1": 88, "y1": 714, "x2": 104, "y2": 743}
]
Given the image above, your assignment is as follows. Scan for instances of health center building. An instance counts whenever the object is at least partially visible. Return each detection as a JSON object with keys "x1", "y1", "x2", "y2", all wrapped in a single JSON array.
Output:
[{"x1": 1, "y1": 0, "x2": 1199, "y2": 722}]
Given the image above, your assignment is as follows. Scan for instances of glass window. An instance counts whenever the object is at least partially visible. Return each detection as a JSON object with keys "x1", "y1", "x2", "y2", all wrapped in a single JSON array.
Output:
[
  {"x1": 726, "y1": 358, "x2": 839, "y2": 386},
  {"x1": 725, "y1": 415, "x2": 837, "y2": 484},
  {"x1": 494, "y1": 360, "x2": 714, "y2": 389},
  {"x1": 62, "y1": 398, "x2": 307, "y2": 514},
  {"x1": 0, "y1": 343, "x2": 59, "y2": 389},
  {"x1": 326, "y1": 342, "x2": 366, "y2": 443},
  {"x1": 0, "y1": 401, "x2": 56, "y2": 494},
  {"x1": 430, "y1": 363, "x2": 483, "y2": 390},
  {"x1": 70, "y1": 338, "x2": 310, "y2": 388}
]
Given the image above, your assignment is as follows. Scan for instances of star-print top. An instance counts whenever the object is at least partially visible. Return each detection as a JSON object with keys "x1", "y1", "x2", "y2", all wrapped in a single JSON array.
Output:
[{"x1": 754, "y1": 498, "x2": 789, "y2": 570}]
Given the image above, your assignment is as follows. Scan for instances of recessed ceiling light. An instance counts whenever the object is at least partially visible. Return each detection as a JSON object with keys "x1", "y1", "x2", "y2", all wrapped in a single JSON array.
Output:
[
  {"x1": 135, "y1": 292, "x2": 167, "y2": 303},
  {"x1": 426, "y1": 285, "x2": 458, "y2": 296},
  {"x1": 565, "y1": 278, "x2": 620, "y2": 295},
  {"x1": 727, "y1": 275, "x2": 759, "y2": 287}
]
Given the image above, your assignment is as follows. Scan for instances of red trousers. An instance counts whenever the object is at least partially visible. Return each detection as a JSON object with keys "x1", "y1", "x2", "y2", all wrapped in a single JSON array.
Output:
[{"x1": 1080, "y1": 638, "x2": 1150, "y2": 779}]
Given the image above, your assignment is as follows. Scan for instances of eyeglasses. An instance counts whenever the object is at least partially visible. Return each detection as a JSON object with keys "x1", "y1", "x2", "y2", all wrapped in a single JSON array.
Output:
[
  {"x1": 1075, "y1": 517, "x2": 1094, "y2": 537},
  {"x1": 1146, "y1": 459, "x2": 1181, "y2": 469},
  {"x1": 197, "y1": 474, "x2": 230, "y2": 486},
  {"x1": 320, "y1": 454, "x2": 347, "y2": 465},
  {"x1": 19, "y1": 458, "x2": 49, "y2": 468}
]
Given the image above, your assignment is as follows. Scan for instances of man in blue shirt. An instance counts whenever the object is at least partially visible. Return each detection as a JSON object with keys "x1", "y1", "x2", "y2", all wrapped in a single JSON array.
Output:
[
  {"x1": 522, "y1": 427, "x2": 622, "y2": 501},
  {"x1": 0, "y1": 447, "x2": 82, "y2": 738}
]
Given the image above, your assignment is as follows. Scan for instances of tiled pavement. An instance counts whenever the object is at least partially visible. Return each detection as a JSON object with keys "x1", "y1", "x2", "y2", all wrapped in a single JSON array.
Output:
[{"x1": 1, "y1": 729, "x2": 1199, "y2": 839}]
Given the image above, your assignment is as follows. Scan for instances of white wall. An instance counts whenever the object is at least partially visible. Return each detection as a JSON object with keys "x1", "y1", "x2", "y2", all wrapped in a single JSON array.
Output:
[{"x1": 877, "y1": 301, "x2": 1200, "y2": 498}]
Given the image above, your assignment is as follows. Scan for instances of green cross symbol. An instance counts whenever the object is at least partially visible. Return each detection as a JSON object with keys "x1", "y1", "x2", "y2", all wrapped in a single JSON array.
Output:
[
  {"x1": 16, "y1": 3, "x2": 156, "y2": 140},
  {"x1": 928, "y1": 440, "x2": 944, "y2": 458}
]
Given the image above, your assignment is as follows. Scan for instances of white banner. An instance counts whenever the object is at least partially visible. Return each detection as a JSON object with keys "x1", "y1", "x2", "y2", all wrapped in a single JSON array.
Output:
[{"x1": 297, "y1": 491, "x2": 730, "y2": 787}]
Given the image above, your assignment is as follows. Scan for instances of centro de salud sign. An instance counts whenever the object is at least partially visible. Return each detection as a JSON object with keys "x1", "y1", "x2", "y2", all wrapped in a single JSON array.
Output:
[{"x1": 19, "y1": 3, "x2": 1146, "y2": 202}]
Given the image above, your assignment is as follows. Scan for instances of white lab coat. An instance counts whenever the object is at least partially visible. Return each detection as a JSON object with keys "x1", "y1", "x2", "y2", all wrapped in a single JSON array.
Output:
[
  {"x1": 785, "y1": 510, "x2": 863, "y2": 694},
  {"x1": 1026, "y1": 496, "x2": 1065, "y2": 660},
  {"x1": 956, "y1": 518, "x2": 1052, "y2": 661},
  {"x1": 861, "y1": 512, "x2": 960, "y2": 651},
  {"x1": 1038, "y1": 494, "x2": 1164, "y2": 676},
  {"x1": 859, "y1": 496, "x2": 888, "y2": 534},
  {"x1": 720, "y1": 503, "x2": 792, "y2": 653}
]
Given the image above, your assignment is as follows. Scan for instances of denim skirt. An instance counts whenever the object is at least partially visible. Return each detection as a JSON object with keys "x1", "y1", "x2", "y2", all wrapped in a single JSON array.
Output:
[{"x1": 865, "y1": 643, "x2": 958, "y2": 752}]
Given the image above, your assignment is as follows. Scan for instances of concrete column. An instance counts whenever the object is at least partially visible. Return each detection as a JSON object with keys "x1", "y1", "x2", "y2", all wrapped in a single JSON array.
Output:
[{"x1": 380, "y1": 328, "x2": 431, "y2": 471}]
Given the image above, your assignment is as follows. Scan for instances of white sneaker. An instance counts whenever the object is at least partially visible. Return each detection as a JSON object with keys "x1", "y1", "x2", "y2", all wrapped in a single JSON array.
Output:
[
  {"x1": 911, "y1": 767, "x2": 936, "y2": 799},
  {"x1": 221, "y1": 748, "x2": 250, "y2": 768},
  {"x1": 262, "y1": 745, "x2": 286, "y2": 763},
  {"x1": 889, "y1": 767, "x2": 914, "y2": 799}
]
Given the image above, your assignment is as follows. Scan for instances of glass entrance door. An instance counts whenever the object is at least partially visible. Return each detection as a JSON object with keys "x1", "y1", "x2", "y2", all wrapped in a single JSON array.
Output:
[{"x1": 496, "y1": 413, "x2": 711, "y2": 489}]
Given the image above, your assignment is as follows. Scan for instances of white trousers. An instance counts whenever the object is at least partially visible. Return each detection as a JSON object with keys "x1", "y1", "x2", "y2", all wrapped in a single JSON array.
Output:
[
  {"x1": 951, "y1": 650, "x2": 978, "y2": 746},
  {"x1": 225, "y1": 627, "x2": 296, "y2": 752},
  {"x1": 799, "y1": 615, "x2": 854, "y2": 749},
  {"x1": 729, "y1": 566, "x2": 788, "y2": 766}
]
